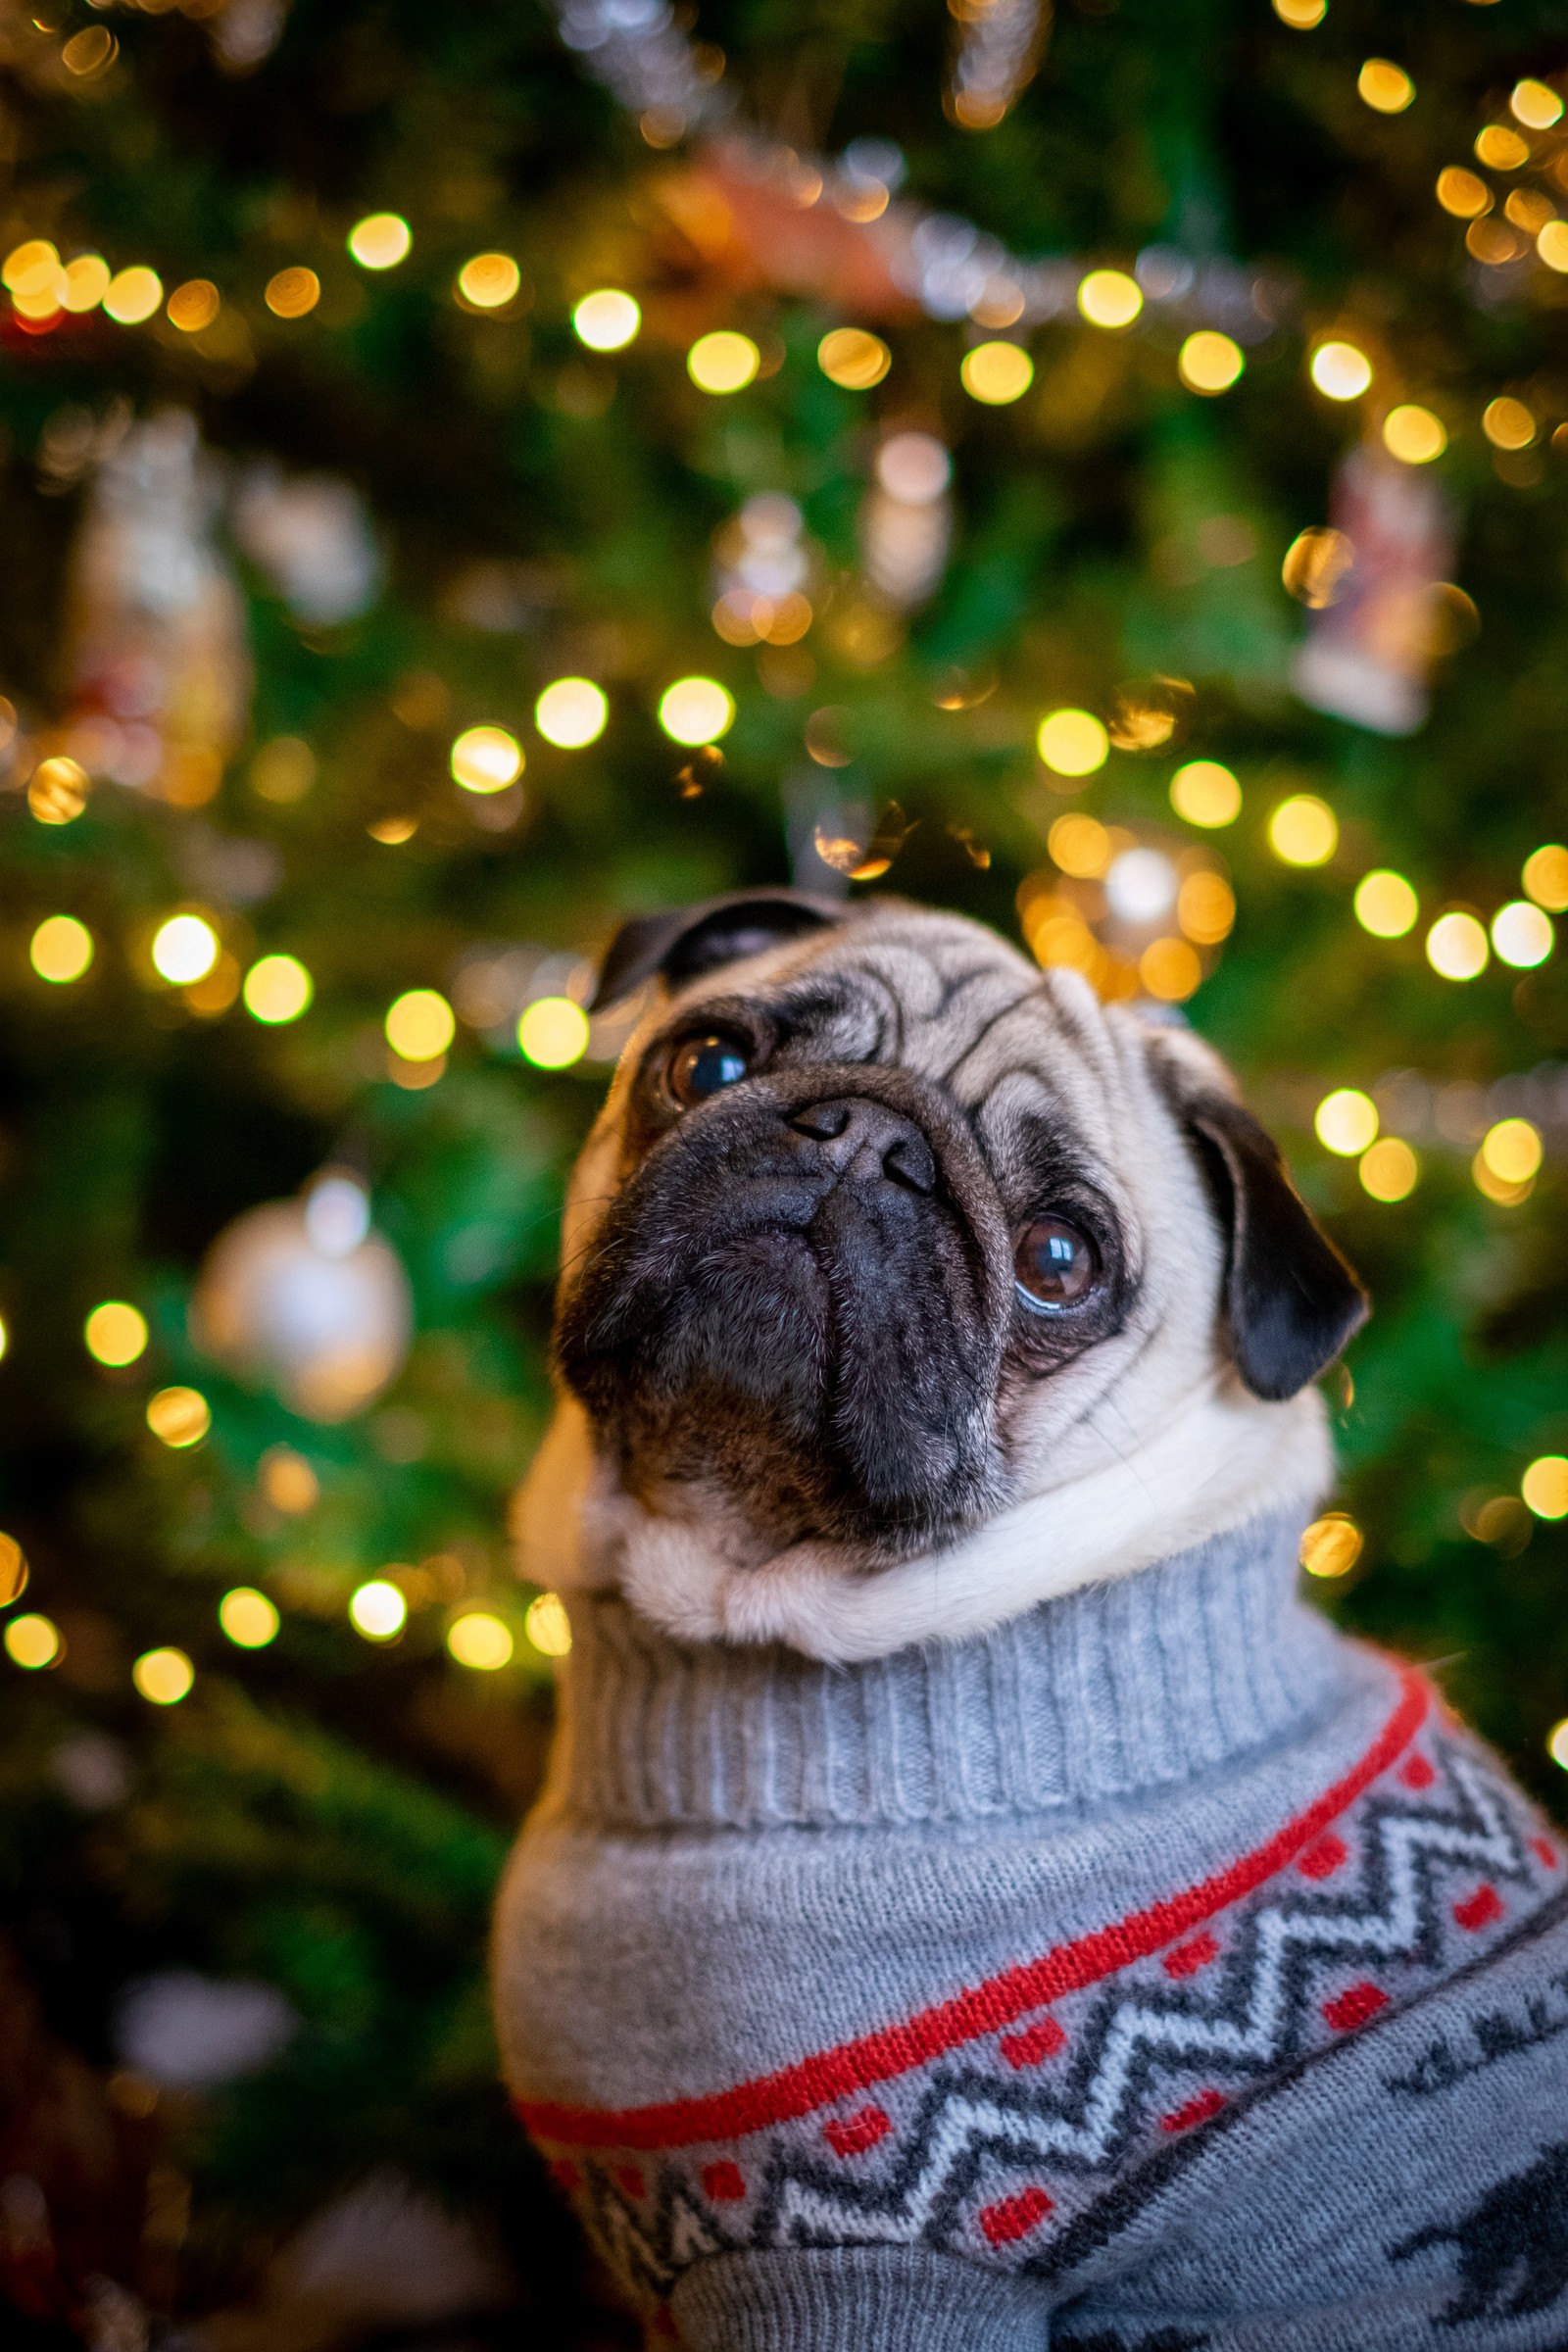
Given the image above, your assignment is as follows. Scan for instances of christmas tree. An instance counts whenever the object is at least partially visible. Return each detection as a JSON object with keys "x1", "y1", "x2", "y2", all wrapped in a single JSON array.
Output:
[{"x1": 2, "y1": 0, "x2": 1567, "y2": 2340}]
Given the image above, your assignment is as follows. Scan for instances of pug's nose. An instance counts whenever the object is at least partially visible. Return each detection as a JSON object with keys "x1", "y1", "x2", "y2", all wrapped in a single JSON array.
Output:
[{"x1": 787, "y1": 1099, "x2": 938, "y2": 1195}]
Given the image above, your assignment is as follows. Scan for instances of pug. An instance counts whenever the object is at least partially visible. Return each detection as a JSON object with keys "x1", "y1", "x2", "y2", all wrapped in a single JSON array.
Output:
[{"x1": 495, "y1": 893, "x2": 1568, "y2": 2352}]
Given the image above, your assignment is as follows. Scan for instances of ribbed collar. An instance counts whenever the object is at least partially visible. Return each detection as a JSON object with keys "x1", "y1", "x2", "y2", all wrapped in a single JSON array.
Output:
[{"x1": 544, "y1": 1511, "x2": 1348, "y2": 1834}]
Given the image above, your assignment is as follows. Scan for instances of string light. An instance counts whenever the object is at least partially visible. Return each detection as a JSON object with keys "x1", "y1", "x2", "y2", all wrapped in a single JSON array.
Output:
[
  {"x1": 447, "y1": 1612, "x2": 514, "y2": 1669},
  {"x1": 1549, "y1": 1719, "x2": 1568, "y2": 1771},
  {"x1": 349, "y1": 1580, "x2": 407, "y2": 1641},
  {"x1": 960, "y1": 342, "x2": 1034, "y2": 403},
  {"x1": 1491, "y1": 902, "x2": 1553, "y2": 969},
  {"x1": 1360, "y1": 1139, "x2": 1419, "y2": 1201},
  {"x1": 457, "y1": 253, "x2": 521, "y2": 309},
  {"x1": 1281, "y1": 528, "x2": 1354, "y2": 609},
  {"x1": 0, "y1": 1533, "x2": 25, "y2": 1607},
  {"x1": 1483, "y1": 397, "x2": 1536, "y2": 451},
  {"x1": 28, "y1": 758, "x2": 89, "y2": 825},
  {"x1": 147, "y1": 1388, "x2": 211, "y2": 1448},
  {"x1": 266, "y1": 268, "x2": 319, "y2": 318},
  {"x1": 1315, "y1": 1090, "x2": 1379, "y2": 1155},
  {"x1": 243, "y1": 956, "x2": 313, "y2": 1024},
  {"x1": 1354, "y1": 870, "x2": 1419, "y2": 938},
  {"x1": 6, "y1": 1614, "x2": 62, "y2": 1669},
  {"x1": 1475, "y1": 124, "x2": 1529, "y2": 172},
  {"x1": 1170, "y1": 760, "x2": 1241, "y2": 827},
  {"x1": 61, "y1": 256, "x2": 109, "y2": 314},
  {"x1": 450, "y1": 725, "x2": 523, "y2": 793},
  {"x1": 1076, "y1": 270, "x2": 1142, "y2": 328},
  {"x1": 1426, "y1": 910, "x2": 1489, "y2": 981},
  {"x1": 1540, "y1": 222, "x2": 1568, "y2": 273},
  {"x1": 1268, "y1": 795, "x2": 1338, "y2": 865},
  {"x1": 1436, "y1": 168, "x2": 1491, "y2": 220},
  {"x1": 1522, "y1": 1456, "x2": 1568, "y2": 1520},
  {"x1": 1036, "y1": 710, "x2": 1107, "y2": 776},
  {"x1": 151, "y1": 915, "x2": 220, "y2": 985},
  {"x1": 1299, "y1": 1514, "x2": 1362, "y2": 1579},
  {"x1": 1177, "y1": 331, "x2": 1244, "y2": 395},
  {"x1": 524, "y1": 1592, "x2": 572, "y2": 1657},
  {"x1": 167, "y1": 280, "x2": 220, "y2": 333},
  {"x1": 1511, "y1": 78, "x2": 1564, "y2": 130},
  {"x1": 1272, "y1": 0, "x2": 1324, "y2": 23},
  {"x1": 220, "y1": 1588, "x2": 280, "y2": 1648},
  {"x1": 658, "y1": 677, "x2": 734, "y2": 744},
  {"x1": 133, "y1": 1647, "x2": 193, "y2": 1705},
  {"x1": 347, "y1": 214, "x2": 412, "y2": 270},
  {"x1": 29, "y1": 915, "x2": 94, "y2": 982},
  {"x1": 1480, "y1": 1117, "x2": 1543, "y2": 1187},
  {"x1": 534, "y1": 678, "x2": 608, "y2": 748},
  {"x1": 1309, "y1": 342, "x2": 1373, "y2": 401},
  {"x1": 518, "y1": 998, "x2": 589, "y2": 1068},
  {"x1": 817, "y1": 328, "x2": 891, "y2": 389},
  {"x1": 103, "y1": 267, "x2": 162, "y2": 324},
  {"x1": 1383, "y1": 405, "x2": 1446, "y2": 465},
  {"x1": 689, "y1": 331, "x2": 760, "y2": 393},
  {"x1": 385, "y1": 990, "x2": 456, "y2": 1062},
  {"x1": 572, "y1": 289, "x2": 640, "y2": 350},
  {"x1": 1357, "y1": 60, "x2": 1414, "y2": 114},
  {"x1": 1139, "y1": 938, "x2": 1201, "y2": 1002},
  {"x1": 85, "y1": 1302, "x2": 148, "y2": 1367},
  {"x1": 1523, "y1": 846, "x2": 1568, "y2": 911}
]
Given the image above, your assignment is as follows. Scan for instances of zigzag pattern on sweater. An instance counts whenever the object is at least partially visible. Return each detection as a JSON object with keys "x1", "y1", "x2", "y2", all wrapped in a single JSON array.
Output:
[{"x1": 544, "y1": 1729, "x2": 1561, "y2": 2304}]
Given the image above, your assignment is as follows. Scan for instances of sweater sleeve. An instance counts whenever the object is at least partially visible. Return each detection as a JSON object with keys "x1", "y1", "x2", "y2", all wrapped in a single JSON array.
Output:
[{"x1": 669, "y1": 2246, "x2": 1049, "y2": 2350}]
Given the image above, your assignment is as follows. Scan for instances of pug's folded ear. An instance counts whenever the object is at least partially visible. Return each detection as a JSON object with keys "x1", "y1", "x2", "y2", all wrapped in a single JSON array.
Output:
[
  {"x1": 1176, "y1": 1089, "x2": 1370, "y2": 1402},
  {"x1": 589, "y1": 888, "x2": 851, "y2": 1012}
]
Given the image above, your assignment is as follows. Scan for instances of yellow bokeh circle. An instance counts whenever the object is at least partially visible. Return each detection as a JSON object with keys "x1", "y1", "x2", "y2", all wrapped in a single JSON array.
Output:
[
  {"x1": 572, "y1": 289, "x2": 641, "y2": 351},
  {"x1": 85, "y1": 1301, "x2": 148, "y2": 1367},
  {"x1": 1077, "y1": 270, "x2": 1143, "y2": 329},
  {"x1": 524, "y1": 1591, "x2": 572, "y2": 1658},
  {"x1": 6, "y1": 1613, "x2": 61, "y2": 1670},
  {"x1": 1268, "y1": 795, "x2": 1338, "y2": 866},
  {"x1": 960, "y1": 342, "x2": 1034, "y2": 405},
  {"x1": 243, "y1": 956, "x2": 313, "y2": 1024},
  {"x1": 386, "y1": 989, "x2": 456, "y2": 1061},
  {"x1": 1359, "y1": 1138, "x2": 1419, "y2": 1201},
  {"x1": 1426, "y1": 910, "x2": 1489, "y2": 981},
  {"x1": 1299, "y1": 1514, "x2": 1363, "y2": 1579},
  {"x1": 349, "y1": 1579, "x2": 408, "y2": 1641},
  {"x1": 1354, "y1": 870, "x2": 1418, "y2": 938},
  {"x1": 1315, "y1": 1089, "x2": 1379, "y2": 1156},
  {"x1": 659, "y1": 677, "x2": 735, "y2": 746},
  {"x1": 220, "y1": 1587, "x2": 280, "y2": 1648},
  {"x1": 1522, "y1": 1456, "x2": 1568, "y2": 1520},
  {"x1": 348, "y1": 213, "x2": 411, "y2": 270},
  {"x1": 689, "y1": 331, "x2": 760, "y2": 394},
  {"x1": 152, "y1": 914, "x2": 220, "y2": 985},
  {"x1": 30, "y1": 914, "x2": 94, "y2": 982},
  {"x1": 518, "y1": 997, "x2": 590, "y2": 1069},
  {"x1": 451, "y1": 725, "x2": 523, "y2": 794},
  {"x1": 134, "y1": 1646, "x2": 194, "y2": 1705},
  {"x1": 447, "y1": 1611, "x2": 514, "y2": 1670},
  {"x1": 147, "y1": 1387, "x2": 211, "y2": 1448},
  {"x1": 1169, "y1": 760, "x2": 1241, "y2": 828},
  {"x1": 1037, "y1": 709, "x2": 1108, "y2": 777},
  {"x1": 535, "y1": 678, "x2": 608, "y2": 749},
  {"x1": 1177, "y1": 331, "x2": 1244, "y2": 395}
]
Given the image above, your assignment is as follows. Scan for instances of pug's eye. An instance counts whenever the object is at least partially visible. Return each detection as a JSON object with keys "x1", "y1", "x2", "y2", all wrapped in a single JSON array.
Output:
[
  {"x1": 1014, "y1": 1216, "x2": 1098, "y2": 1311},
  {"x1": 667, "y1": 1032, "x2": 752, "y2": 1109}
]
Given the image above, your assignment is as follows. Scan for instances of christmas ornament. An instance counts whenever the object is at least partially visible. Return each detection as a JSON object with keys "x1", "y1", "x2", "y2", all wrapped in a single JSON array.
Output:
[
  {"x1": 191, "y1": 1173, "x2": 413, "y2": 1423},
  {"x1": 66, "y1": 409, "x2": 252, "y2": 808},
  {"x1": 114, "y1": 1973, "x2": 297, "y2": 2091},
  {"x1": 1291, "y1": 445, "x2": 1455, "y2": 737},
  {"x1": 230, "y1": 466, "x2": 382, "y2": 626}
]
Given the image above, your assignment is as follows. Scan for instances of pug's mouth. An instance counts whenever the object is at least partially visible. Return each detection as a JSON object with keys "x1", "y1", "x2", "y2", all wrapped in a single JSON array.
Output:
[{"x1": 555, "y1": 1066, "x2": 1015, "y2": 1554}]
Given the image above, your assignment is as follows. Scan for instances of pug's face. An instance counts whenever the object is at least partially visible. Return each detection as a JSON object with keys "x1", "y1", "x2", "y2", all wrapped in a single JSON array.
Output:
[{"x1": 550, "y1": 895, "x2": 1366, "y2": 1583}]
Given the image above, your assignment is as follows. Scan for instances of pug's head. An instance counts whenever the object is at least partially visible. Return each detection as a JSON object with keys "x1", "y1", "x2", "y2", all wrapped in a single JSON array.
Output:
[{"x1": 524, "y1": 893, "x2": 1366, "y2": 1659}]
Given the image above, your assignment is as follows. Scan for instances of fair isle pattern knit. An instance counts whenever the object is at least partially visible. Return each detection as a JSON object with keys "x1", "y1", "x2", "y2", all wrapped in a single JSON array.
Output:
[{"x1": 516, "y1": 1675, "x2": 1562, "y2": 2313}]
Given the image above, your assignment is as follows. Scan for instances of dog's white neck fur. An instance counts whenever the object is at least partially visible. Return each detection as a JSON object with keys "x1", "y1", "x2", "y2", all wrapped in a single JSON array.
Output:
[{"x1": 515, "y1": 1381, "x2": 1330, "y2": 1665}]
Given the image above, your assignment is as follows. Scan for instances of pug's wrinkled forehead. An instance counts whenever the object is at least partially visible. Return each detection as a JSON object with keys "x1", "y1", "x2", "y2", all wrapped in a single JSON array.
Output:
[{"x1": 531, "y1": 892, "x2": 1366, "y2": 1656}]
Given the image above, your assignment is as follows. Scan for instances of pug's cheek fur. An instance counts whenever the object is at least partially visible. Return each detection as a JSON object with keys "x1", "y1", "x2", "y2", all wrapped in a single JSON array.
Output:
[{"x1": 527, "y1": 899, "x2": 1361, "y2": 1661}]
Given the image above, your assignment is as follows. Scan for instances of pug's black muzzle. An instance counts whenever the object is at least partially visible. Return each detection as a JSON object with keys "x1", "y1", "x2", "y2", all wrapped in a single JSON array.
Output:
[{"x1": 557, "y1": 1065, "x2": 1014, "y2": 1551}]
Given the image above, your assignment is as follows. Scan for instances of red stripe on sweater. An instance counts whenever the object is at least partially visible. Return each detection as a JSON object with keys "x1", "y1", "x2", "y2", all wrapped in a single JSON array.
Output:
[{"x1": 516, "y1": 1665, "x2": 1428, "y2": 2153}]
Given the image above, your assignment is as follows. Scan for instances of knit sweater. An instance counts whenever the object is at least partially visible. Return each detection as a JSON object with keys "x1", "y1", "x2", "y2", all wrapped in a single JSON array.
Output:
[{"x1": 493, "y1": 1514, "x2": 1568, "y2": 2350}]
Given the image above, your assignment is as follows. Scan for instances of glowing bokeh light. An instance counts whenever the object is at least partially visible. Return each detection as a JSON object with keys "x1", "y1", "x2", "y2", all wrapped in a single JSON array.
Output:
[
  {"x1": 1036, "y1": 709, "x2": 1108, "y2": 776},
  {"x1": 458, "y1": 252, "x2": 521, "y2": 309},
  {"x1": 243, "y1": 956, "x2": 313, "y2": 1024},
  {"x1": 348, "y1": 214, "x2": 411, "y2": 270},
  {"x1": 103, "y1": 267, "x2": 163, "y2": 324},
  {"x1": 1170, "y1": 760, "x2": 1242, "y2": 827},
  {"x1": 349, "y1": 1580, "x2": 408, "y2": 1641},
  {"x1": 1522, "y1": 1456, "x2": 1568, "y2": 1520},
  {"x1": 1357, "y1": 59, "x2": 1414, "y2": 114},
  {"x1": 1268, "y1": 795, "x2": 1338, "y2": 866},
  {"x1": 1077, "y1": 270, "x2": 1143, "y2": 328},
  {"x1": 6, "y1": 1614, "x2": 61, "y2": 1669},
  {"x1": 1492, "y1": 901, "x2": 1553, "y2": 969},
  {"x1": 1359, "y1": 1138, "x2": 1419, "y2": 1201},
  {"x1": 1309, "y1": 341, "x2": 1373, "y2": 401},
  {"x1": 960, "y1": 342, "x2": 1034, "y2": 404},
  {"x1": 572, "y1": 289, "x2": 641, "y2": 350},
  {"x1": 816, "y1": 327, "x2": 891, "y2": 389},
  {"x1": 220, "y1": 1588, "x2": 280, "y2": 1648},
  {"x1": 1480, "y1": 1118, "x2": 1543, "y2": 1186},
  {"x1": 30, "y1": 914, "x2": 93, "y2": 982},
  {"x1": 1523, "y1": 845, "x2": 1568, "y2": 910},
  {"x1": 1354, "y1": 870, "x2": 1419, "y2": 938},
  {"x1": 1425, "y1": 910, "x2": 1489, "y2": 981},
  {"x1": 1383, "y1": 405, "x2": 1446, "y2": 464},
  {"x1": 447, "y1": 1612, "x2": 514, "y2": 1670},
  {"x1": 385, "y1": 990, "x2": 456, "y2": 1062},
  {"x1": 518, "y1": 997, "x2": 590, "y2": 1069},
  {"x1": 151, "y1": 914, "x2": 220, "y2": 986},
  {"x1": 85, "y1": 1301, "x2": 148, "y2": 1367},
  {"x1": 450, "y1": 725, "x2": 523, "y2": 794},
  {"x1": 1177, "y1": 331, "x2": 1244, "y2": 394},
  {"x1": 659, "y1": 677, "x2": 735, "y2": 745},
  {"x1": 133, "y1": 1647, "x2": 193, "y2": 1705},
  {"x1": 146, "y1": 1388, "x2": 211, "y2": 1448},
  {"x1": 534, "y1": 678, "x2": 608, "y2": 749},
  {"x1": 1299, "y1": 1514, "x2": 1362, "y2": 1579},
  {"x1": 1315, "y1": 1089, "x2": 1379, "y2": 1156},
  {"x1": 524, "y1": 1591, "x2": 572, "y2": 1657},
  {"x1": 689, "y1": 330, "x2": 760, "y2": 393}
]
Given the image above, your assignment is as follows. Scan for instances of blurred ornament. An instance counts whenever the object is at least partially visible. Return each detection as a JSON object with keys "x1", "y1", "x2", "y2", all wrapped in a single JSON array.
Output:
[
  {"x1": 192, "y1": 1172, "x2": 413, "y2": 1422},
  {"x1": 231, "y1": 466, "x2": 382, "y2": 625},
  {"x1": 860, "y1": 432, "x2": 952, "y2": 609},
  {"x1": 1292, "y1": 447, "x2": 1454, "y2": 736},
  {"x1": 66, "y1": 409, "x2": 251, "y2": 806},
  {"x1": 947, "y1": 0, "x2": 1049, "y2": 129},
  {"x1": 115, "y1": 1972, "x2": 296, "y2": 2089}
]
